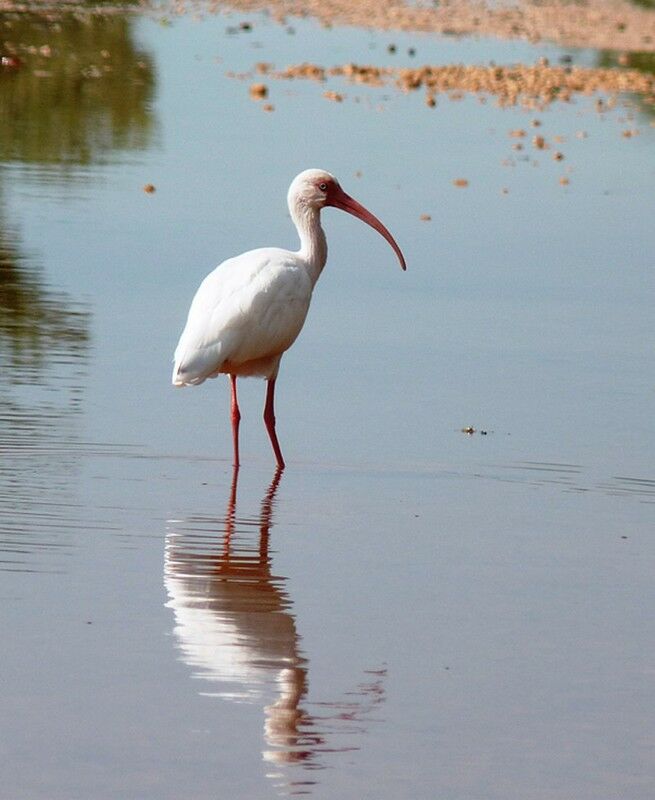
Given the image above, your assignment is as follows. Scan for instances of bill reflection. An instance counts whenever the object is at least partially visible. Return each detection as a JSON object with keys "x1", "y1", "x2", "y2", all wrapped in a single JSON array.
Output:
[{"x1": 165, "y1": 468, "x2": 386, "y2": 792}]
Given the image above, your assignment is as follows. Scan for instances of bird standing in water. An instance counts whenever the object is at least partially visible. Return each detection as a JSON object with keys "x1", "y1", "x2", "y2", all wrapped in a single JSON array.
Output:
[{"x1": 172, "y1": 169, "x2": 406, "y2": 469}]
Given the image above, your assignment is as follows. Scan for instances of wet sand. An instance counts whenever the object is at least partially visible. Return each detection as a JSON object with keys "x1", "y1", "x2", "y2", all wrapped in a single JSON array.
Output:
[{"x1": 240, "y1": 59, "x2": 655, "y2": 111}]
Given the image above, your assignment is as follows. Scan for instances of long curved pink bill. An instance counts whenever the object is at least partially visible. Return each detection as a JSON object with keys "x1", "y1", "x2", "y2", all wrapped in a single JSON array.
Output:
[{"x1": 328, "y1": 188, "x2": 407, "y2": 271}]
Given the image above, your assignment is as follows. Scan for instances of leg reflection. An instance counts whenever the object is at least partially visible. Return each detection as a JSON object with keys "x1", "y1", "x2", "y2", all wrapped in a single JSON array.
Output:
[
  {"x1": 165, "y1": 466, "x2": 315, "y2": 759},
  {"x1": 164, "y1": 466, "x2": 386, "y2": 787}
]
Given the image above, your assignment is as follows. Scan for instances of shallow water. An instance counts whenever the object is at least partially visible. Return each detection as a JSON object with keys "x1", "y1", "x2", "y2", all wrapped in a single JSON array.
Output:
[{"x1": 1, "y1": 6, "x2": 654, "y2": 799}]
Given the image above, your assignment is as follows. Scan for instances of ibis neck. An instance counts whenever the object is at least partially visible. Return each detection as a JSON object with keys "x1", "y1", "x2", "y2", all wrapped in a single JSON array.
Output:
[{"x1": 291, "y1": 204, "x2": 327, "y2": 286}]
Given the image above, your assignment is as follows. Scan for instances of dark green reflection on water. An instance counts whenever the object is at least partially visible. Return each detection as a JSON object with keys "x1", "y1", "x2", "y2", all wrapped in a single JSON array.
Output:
[
  {"x1": 0, "y1": 3, "x2": 157, "y2": 380},
  {"x1": 0, "y1": 204, "x2": 89, "y2": 385},
  {"x1": 0, "y1": 5, "x2": 158, "y2": 569},
  {"x1": 599, "y1": 50, "x2": 655, "y2": 76},
  {"x1": 597, "y1": 50, "x2": 655, "y2": 117},
  {"x1": 0, "y1": 6, "x2": 156, "y2": 168},
  {"x1": 0, "y1": 203, "x2": 89, "y2": 572}
]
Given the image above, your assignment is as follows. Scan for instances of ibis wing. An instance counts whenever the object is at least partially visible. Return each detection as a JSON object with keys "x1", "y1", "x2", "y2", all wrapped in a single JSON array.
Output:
[{"x1": 172, "y1": 248, "x2": 312, "y2": 386}]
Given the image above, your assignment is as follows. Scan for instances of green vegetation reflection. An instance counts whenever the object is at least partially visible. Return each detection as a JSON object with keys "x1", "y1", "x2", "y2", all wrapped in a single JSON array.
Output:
[
  {"x1": 0, "y1": 5, "x2": 156, "y2": 168},
  {"x1": 599, "y1": 50, "x2": 655, "y2": 76},
  {"x1": 598, "y1": 49, "x2": 655, "y2": 118},
  {"x1": 0, "y1": 204, "x2": 89, "y2": 385}
]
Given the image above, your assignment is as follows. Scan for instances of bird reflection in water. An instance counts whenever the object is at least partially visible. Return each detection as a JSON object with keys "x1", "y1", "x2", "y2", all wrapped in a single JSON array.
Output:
[{"x1": 164, "y1": 467, "x2": 386, "y2": 791}]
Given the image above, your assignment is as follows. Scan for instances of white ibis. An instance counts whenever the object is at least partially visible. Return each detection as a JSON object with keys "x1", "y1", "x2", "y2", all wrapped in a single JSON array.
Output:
[{"x1": 172, "y1": 168, "x2": 406, "y2": 468}]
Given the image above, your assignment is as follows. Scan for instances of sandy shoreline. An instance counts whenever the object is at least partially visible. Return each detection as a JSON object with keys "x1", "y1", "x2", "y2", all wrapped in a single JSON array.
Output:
[
  {"x1": 3, "y1": 0, "x2": 655, "y2": 54},
  {"x1": 156, "y1": 0, "x2": 655, "y2": 53}
]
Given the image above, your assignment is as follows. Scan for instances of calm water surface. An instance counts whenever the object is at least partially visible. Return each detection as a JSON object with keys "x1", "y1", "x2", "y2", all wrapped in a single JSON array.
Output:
[{"x1": 1, "y1": 5, "x2": 654, "y2": 799}]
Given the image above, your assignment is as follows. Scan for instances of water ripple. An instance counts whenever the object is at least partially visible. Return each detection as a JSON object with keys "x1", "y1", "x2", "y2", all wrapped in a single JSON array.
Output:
[{"x1": 482, "y1": 461, "x2": 655, "y2": 503}]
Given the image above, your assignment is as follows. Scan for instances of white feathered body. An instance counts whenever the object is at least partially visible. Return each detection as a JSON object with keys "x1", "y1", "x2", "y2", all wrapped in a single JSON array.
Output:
[
  {"x1": 173, "y1": 247, "x2": 315, "y2": 386},
  {"x1": 172, "y1": 168, "x2": 404, "y2": 468}
]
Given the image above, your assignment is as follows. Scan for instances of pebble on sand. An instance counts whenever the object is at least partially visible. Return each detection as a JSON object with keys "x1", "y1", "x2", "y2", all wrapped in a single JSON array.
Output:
[
  {"x1": 453, "y1": 178, "x2": 469, "y2": 187},
  {"x1": 143, "y1": 183, "x2": 156, "y2": 194},
  {"x1": 249, "y1": 82, "x2": 268, "y2": 99}
]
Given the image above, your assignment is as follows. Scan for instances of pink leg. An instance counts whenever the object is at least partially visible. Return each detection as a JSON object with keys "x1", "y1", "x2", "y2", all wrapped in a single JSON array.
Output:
[
  {"x1": 264, "y1": 378, "x2": 285, "y2": 469},
  {"x1": 230, "y1": 374, "x2": 241, "y2": 468}
]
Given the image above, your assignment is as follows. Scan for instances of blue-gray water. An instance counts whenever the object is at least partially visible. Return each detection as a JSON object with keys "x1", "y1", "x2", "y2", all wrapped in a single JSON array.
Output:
[{"x1": 1, "y1": 7, "x2": 654, "y2": 799}]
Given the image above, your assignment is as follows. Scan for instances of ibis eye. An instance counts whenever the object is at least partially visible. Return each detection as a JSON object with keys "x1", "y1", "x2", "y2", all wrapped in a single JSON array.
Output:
[{"x1": 318, "y1": 182, "x2": 328, "y2": 191}]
